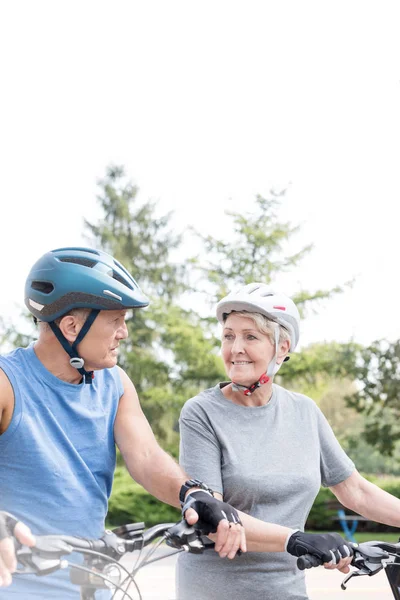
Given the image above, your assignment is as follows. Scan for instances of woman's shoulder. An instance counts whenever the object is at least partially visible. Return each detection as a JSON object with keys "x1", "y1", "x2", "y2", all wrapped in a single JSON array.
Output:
[
  {"x1": 180, "y1": 384, "x2": 224, "y2": 420},
  {"x1": 274, "y1": 383, "x2": 319, "y2": 413}
]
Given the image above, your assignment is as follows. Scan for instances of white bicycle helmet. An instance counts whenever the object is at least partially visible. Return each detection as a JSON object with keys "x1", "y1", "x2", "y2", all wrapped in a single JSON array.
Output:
[
  {"x1": 216, "y1": 283, "x2": 300, "y2": 394},
  {"x1": 216, "y1": 282, "x2": 300, "y2": 351}
]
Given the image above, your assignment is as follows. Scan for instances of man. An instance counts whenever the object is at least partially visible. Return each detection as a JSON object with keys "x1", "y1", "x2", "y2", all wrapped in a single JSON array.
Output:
[{"x1": 0, "y1": 247, "x2": 244, "y2": 598}]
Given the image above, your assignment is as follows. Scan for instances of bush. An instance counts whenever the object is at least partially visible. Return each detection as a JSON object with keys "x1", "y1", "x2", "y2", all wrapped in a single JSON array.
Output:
[
  {"x1": 107, "y1": 466, "x2": 181, "y2": 528},
  {"x1": 306, "y1": 487, "x2": 338, "y2": 530},
  {"x1": 108, "y1": 468, "x2": 400, "y2": 534}
]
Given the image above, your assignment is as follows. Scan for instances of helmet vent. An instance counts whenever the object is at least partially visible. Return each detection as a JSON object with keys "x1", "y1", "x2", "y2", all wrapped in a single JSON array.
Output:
[
  {"x1": 112, "y1": 270, "x2": 133, "y2": 290},
  {"x1": 59, "y1": 257, "x2": 96, "y2": 268},
  {"x1": 31, "y1": 281, "x2": 54, "y2": 294}
]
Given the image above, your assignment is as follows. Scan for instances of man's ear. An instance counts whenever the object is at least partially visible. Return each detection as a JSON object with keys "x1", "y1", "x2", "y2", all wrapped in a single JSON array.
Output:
[{"x1": 58, "y1": 315, "x2": 82, "y2": 343}]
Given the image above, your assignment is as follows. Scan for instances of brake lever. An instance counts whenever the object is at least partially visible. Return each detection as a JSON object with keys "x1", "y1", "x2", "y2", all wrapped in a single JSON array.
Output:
[
  {"x1": 16, "y1": 547, "x2": 68, "y2": 576},
  {"x1": 165, "y1": 521, "x2": 206, "y2": 554},
  {"x1": 16, "y1": 538, "x2": 74, "y2": 576},
  {"x1": 341, "y1": 546, "x2": 390, "y2": 590},
  {"x1": 341, "y1": 567, "x2": 374, "y2": 590}
]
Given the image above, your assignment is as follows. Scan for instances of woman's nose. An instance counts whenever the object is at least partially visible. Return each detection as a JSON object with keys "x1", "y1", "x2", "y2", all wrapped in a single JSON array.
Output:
[{"x1": 231, "y1": 337, "x2": 245, "y2": 353}]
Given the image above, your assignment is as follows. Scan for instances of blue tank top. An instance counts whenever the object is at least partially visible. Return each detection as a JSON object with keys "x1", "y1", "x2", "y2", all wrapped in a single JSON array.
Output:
[{"x1": 0, "y1": 344, "x2": 123, "y2": 599}]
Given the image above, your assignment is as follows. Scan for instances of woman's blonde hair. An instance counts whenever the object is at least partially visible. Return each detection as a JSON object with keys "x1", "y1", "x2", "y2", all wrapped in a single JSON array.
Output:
[{"x1": 223, "y1": 310, "x2": 291, "y2": 347}]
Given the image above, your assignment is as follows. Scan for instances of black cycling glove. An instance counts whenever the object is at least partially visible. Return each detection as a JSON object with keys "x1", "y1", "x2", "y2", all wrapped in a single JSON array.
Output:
[
  {"x1": 286, "y1": 530, "x2": 353, "y2": 564},
  {"x1": 181, "y1": 490, "x2": 242, "y2": 535},
  {"x1": 0, "y1": 511, "x2": 19, "y2": 542}
]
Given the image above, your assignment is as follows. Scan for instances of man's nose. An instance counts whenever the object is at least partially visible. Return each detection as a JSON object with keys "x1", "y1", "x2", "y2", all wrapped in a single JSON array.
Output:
[{"x1": 117, "y1": 322, "x2": 129, "y2": 339}]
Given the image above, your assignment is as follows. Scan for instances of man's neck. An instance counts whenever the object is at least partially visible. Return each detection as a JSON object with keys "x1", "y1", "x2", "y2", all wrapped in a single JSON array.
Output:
[{"x1": 33, "y1": 339, "x2": 83, "y2": 384}]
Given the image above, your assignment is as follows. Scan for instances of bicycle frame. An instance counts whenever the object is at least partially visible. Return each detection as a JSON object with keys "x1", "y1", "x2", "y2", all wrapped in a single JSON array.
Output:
[{"x1": 386, "y1": 554, "x2": 400, "y2": 600}]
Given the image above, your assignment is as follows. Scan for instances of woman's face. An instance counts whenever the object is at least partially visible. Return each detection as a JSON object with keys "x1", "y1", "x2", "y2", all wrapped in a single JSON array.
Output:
[{"x1": 221, "y1": 313, "x2": 275, "y2": 386}]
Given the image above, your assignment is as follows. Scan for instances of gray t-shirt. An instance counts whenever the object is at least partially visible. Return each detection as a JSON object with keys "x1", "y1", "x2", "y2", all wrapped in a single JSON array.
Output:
[{"x1": 177, "y1": 383, "x2": 355, "y2": 600}]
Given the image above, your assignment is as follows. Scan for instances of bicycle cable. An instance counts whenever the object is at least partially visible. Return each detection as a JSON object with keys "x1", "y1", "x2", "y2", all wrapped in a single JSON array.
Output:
[
  {"x1": 65, "y1": 561, "x2": 137, "y2": 600},
  {"x1": 69, "y1": 546, "x2": 141, "y2": 600}
]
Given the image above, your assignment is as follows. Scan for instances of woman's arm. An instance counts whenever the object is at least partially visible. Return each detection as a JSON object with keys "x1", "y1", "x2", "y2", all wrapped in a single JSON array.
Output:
[
  {"x1": 208, "y1": 492, "x2": 352, "y2": 572},
  {"x1": 208, "y1": 492, "x2": 291, "y2": 554},
  {"x1": 331, "y1": 470, "x2": 400, "y2": 528}
]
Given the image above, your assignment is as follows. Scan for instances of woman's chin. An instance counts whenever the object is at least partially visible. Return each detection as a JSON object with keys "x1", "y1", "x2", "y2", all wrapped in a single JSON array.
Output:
[{"x1": 229, "y1": 369, "x2": 265, "y2": 387}]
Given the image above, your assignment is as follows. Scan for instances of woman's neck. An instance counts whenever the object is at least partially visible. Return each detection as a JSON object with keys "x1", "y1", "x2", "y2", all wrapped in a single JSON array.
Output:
[{"x1": 221, "y1": 381, "x2": 274, "y2": 407}]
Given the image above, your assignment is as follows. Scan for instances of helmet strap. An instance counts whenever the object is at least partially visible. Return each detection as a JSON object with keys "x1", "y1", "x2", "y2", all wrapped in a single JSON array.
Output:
[
  {"x1": 232, "y1": 373, "x2": 270, "y2": 396},
  {"x1": 49, "y1": 308, "x2": 100, "y2": 384},
  {"x1": 266, "y1": 323, "x2": 280, "y2": 378}
]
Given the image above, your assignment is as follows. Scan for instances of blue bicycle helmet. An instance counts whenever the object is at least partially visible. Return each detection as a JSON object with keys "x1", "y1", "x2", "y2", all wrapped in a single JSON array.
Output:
[
  {"x1": 25, "y1": 246, "x2": 149, "y2": 320},
  {"x1": 25, "y1": 247, "x2": 149, "y2": 383}
]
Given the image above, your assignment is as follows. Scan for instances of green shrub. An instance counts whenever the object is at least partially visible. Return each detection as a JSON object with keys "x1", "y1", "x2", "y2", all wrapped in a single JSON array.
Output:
[
  {"x1": 108, "y1": 468, "x2": 400, "y2": 533},
  {"x1": 306, "y1": 487, "x2": 337, "y2": 530},
  {"x1": 107, "y1": 466, "x2": 181, "y2": 528}
]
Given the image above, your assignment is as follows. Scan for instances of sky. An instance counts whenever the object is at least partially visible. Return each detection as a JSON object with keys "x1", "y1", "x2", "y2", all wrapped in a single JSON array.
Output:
[{"x1": 1, "y1": 1, "x2": 399, "y2": 349}]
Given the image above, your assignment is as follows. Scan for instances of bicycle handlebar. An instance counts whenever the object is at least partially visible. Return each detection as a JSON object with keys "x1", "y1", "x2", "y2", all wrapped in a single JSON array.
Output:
[
  {"x1": 15, "y1": 519, "x2": 210, "y2": 578},
  {"x1": 297, "y1": 539, "x2": 400, "y2": 592},
  {"x1": 297, "y1": 540, "x2": 400, "y2": 571}
]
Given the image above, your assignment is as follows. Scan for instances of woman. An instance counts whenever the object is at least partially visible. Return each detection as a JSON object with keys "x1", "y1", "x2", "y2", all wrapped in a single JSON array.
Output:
[{"x1": 177, "y1": 283, "x2": 400, "y2": 600}]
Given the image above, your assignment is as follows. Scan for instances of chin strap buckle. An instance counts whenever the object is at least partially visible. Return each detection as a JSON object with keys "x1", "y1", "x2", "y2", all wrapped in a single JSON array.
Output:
[{"x1": 241, "y1": 373, "x2": 270, "y2": 396}]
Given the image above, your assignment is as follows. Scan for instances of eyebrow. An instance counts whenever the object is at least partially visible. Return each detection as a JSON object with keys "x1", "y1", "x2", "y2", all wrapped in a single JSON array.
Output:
[{"x1": 223, "y1": 327, "x2": 258, "y2": 332}]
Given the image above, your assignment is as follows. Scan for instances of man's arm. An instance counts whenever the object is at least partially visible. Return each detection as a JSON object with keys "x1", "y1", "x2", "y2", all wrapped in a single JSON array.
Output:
[
  {"x1": 114, "y1": 367, "x2": 190, "y2": 506},
  {"x1": 114, "y1": 368, "x2": 245, "y2": 556},
  {"x1": 0, "y1": 371, "x2": 35, "y2": 587},
  {"x1": 0, "y1": 368, "x2": 14, "y2": 436}
]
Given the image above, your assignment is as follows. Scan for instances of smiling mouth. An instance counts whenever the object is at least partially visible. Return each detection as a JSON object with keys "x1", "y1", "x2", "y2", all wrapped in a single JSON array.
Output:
[{"x1": 232, "y1": 361, "x2": 252, "y2": 365}]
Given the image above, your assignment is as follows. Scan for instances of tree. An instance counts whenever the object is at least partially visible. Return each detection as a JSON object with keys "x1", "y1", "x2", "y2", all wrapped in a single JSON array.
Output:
[
  {"x1": 84, "y1": 165, "x2": 225, "y2": 451},
  {"x1": 346, "y1": 340, "x2": 400, "y2": 456},
  {"x1": 190, "y1": 191, "x2": 345, "y2": 311}
]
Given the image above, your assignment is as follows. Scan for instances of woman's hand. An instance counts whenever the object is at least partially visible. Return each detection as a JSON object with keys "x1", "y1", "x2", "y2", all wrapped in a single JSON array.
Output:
[{"x1": 286, "y1": 531, "x2": 353, "y2": 574}]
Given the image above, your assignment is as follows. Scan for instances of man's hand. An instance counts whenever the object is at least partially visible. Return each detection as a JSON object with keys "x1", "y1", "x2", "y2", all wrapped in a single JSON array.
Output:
[
  {"x1": 286, "y1": 530, "x2": 353, "y2": 574},
  {"x1": 0, "y1": 512, "x2": 35, "y2": 587},
  {"x1": 182, "y1": 491, "x2": 246, "y2": 559}
]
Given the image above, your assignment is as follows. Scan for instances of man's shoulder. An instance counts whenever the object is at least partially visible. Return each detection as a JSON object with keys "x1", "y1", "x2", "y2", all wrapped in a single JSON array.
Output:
[
  {"x1": 0, "y1": 361, "x2": 15, "y2": 416},
  {"x1": 0, "y1": 346, "x2": 29, "y2": 382},
  {"x1": 0, "y1": 345, "x2": 27, "y2": 362}
]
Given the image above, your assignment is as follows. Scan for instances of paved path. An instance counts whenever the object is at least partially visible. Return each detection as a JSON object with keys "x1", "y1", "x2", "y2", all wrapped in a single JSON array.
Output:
[{"x1": 116, "y1": 550, "x2": 395, "y2": 599}]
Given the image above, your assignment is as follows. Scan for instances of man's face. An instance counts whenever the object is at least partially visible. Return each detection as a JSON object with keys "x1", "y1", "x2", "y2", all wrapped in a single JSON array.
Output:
[{"x1": 76, "y1": 309, "x2": 129, "y2": 370}]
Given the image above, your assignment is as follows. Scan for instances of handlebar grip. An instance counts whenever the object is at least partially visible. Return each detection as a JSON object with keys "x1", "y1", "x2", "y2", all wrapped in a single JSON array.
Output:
[{"x1": 297, "y1": 554, "x2": 323, "y2": 570}]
